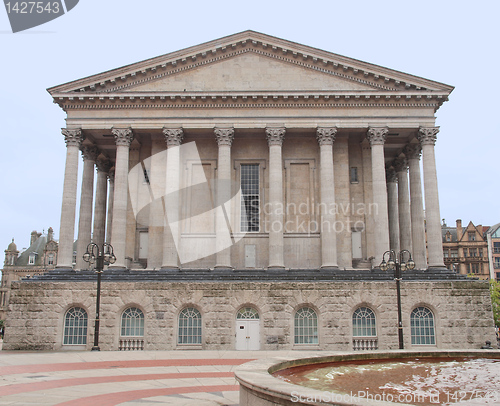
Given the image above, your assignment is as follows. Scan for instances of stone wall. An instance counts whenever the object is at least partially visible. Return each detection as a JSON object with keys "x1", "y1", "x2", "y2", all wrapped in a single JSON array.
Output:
[{"x1": 3, "y1": 279, "x2": 495, "y2": 351}]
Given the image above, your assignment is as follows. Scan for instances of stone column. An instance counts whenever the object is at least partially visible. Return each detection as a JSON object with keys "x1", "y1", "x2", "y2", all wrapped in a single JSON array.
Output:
[
  {"x1": 57, "y1": 129, "x2": 84, "y2": 268},
  {"x1": 92, "y1": 157, "x2": 110, "y2": 249},
  {"x1": 214, "y1": 127, "x2": 234, "y2": 268},
  {"x1": 147, "y1": 135, "x2": 166, "y2": 269},
  {"x1": 367, "y1": 127, "x2": 390, "y2": 266},
  {"x1": 162, "y1": 128, "x2": 184, "y2": 269},
  {"x1": 404, "y1": 144, "x2": 427, "y2": 269},
  {"x1": 105, "y1": 170, "x2": 114, "y2": 244},
  {"x1": 394, "y1": 157, "x2": 412, "y2": 253},
  {"x1": 386, "y1": 167, "x2": 400, "y2": 254},
  {"x1": 317, "y1": 127, "x2": 338, "y2": 269},
  {"x1": 266, "y1": 127, "x2": 285, "y2": 269},
  {"x1": 75, "y1": 146, "x2": 98, "y2": 270},
  {"x1": 110, "y1": 128, "x2": 134, "y2": 269},
  {"x1": 418, "y1": 127, "x2": 445, "y2": 268}
]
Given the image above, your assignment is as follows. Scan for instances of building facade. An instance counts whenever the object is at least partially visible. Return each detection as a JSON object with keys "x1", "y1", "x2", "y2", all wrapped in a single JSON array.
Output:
[
  {"x1": 3, "y1": 31, "x2": 495, "y2": 351},
  {"x1": 442, "y1": 220, "x2": 490, "y2": 279},
  {"x1": 486, "y1": 223, "x2": 500, "y2": 280},
  {"x1": 0, "y1": 229, "x2": 57, "y2": 320}
]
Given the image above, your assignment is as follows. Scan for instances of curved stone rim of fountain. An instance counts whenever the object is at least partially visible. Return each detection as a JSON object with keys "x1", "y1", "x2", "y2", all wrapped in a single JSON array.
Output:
[{"x1": 234, "y1": 349, "x2": 500, "y2": 406}]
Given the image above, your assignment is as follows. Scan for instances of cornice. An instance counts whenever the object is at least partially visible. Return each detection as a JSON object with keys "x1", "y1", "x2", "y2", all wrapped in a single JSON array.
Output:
[
  {"x1": 48, "y1": 31, "x2": 454, "y2": 96},
  {"x1": 53, "y1": 94, "x2": 446, "y2": 111}
]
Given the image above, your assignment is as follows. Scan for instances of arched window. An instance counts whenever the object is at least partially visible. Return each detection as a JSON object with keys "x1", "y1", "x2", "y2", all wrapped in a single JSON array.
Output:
[
  {"x1": 352, "y1": 307, "x2": 376, "y2": 337},
  {"x1": 294, "y1": 307, "x2": 318, "y2": 344},
  {"x1": 63, "y1": 307, "x2": 88, "y2": 345},
  {"x1": 121, "y1": 307, "x2": 144, "y2": 337},
  {"x1": 237, "y1": 307, "x2": 259, "y2": 319},
  {"x1": 411, "y1": 307, "x2": 436, "y2": 345},
  {"x1": 178, "y1": 307, "x2": 202, "y2": 344}
]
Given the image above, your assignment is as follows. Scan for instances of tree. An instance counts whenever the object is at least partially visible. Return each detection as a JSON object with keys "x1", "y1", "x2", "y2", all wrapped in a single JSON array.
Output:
[{"x1": 490, "y1": 280, "x2": 500, "y2": 328}]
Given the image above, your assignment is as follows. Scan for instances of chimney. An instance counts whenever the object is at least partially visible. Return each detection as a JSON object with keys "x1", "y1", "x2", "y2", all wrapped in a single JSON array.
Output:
[
  {"x1": 456, "y1": 220, "x2": 462, "y2": 239},
  {"x1": 47, "y1": 227, "x2": 54, "y2": 242},
  {"x1": 30, "y1": 231, "x2": 38, "y2": 246}
]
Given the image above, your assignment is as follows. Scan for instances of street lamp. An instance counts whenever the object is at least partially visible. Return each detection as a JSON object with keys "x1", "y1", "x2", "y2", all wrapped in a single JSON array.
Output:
[
  {"x1": 380, "y1": 249, "x2": 415, "y2": 349},
  {"x1": 82, "y1": 242, "x2": 116, "y2": 351}
]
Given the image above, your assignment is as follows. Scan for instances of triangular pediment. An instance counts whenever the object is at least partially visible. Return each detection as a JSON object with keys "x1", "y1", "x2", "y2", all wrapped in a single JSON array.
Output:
[
  {"x1": 48, "y1": 31, "x2": 454, "y2": 98},
  {"x1": 123, "y1": 51, "x2": 377, "y2": 93}
]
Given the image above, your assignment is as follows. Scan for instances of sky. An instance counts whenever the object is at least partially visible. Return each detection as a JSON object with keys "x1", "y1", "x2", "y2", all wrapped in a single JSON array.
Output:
[{"x1": 0, "y1": 0, "x2": 499, "y2": 253}]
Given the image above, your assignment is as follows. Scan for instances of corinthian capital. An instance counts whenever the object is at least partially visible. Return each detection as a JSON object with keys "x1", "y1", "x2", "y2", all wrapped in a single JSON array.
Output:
[
  {"x1": 96, "y1": 157, "x2": 111, "y2": 173},
  {"x1": 316, "y1": 127, "x2": 337, "y2": 146},
  {"x1": 404, "y1": 143, "x2": 422, "y2": 160},
  {"x1": 367, "y1": 127, "x2": 389, "y2": 145},
  {"x1": 112, "y1": 128, "x2": 134, "y2": 147},
  {"x1": 386, "y1": 167, "x2": 397, "y2": 183},
  {"x1": 418, "y1": 127, "x2": 439, "y2": 146},
  {"x1": 62, "y1": 128, "x2": 84, "y2": 147},
  {"x1": 393, "y1": 156, "x2": 408, "y2": 173},
  {"x1": 163, "y1": 127, "x2": 184, "y2": 148},
  {"x1": 265, "y1": 127, "x2": 285, "y2": 147},
  {"x1": 214, "y1": 127, "x2": 234, "y2": 147},
  {"x1": 80, "y1": 145, "x2": 98, "y2": 162}
]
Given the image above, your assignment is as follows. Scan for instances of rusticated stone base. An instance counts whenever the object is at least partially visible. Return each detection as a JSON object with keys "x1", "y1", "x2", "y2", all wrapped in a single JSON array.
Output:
[{"x1": 3, "y1": 277, "x2": 495, "y2": 351}]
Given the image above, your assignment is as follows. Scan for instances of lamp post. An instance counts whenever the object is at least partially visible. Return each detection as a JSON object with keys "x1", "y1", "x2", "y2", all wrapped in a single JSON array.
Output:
[
  {"x1": 82, "y1": 242, "x2": 116, "y2": 351},
  {"x1": 380, "y1": 249, "x2": 415, "y2": 349}
]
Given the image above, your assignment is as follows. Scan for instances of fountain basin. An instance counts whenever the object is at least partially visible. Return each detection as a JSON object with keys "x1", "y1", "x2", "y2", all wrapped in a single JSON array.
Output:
[{"x1": 235, "y1": 350, "x2": 500, "y2": 406}]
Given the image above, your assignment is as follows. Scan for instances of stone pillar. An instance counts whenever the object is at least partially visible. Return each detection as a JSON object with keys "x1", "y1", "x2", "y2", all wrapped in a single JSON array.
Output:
[
  {"x1": 162, "y1": 128, "x2": 184, "y2": 269},
  {"x1": 394, "y1": 157, "x2": 412, "y2": 253},
  {"x1": 404, "y1": 144, "x2": 427, "y2": 270},
  {"x1": 418, "y1": 127, "x2": 445, "y2": 268},
  {"x1": 147, "y1": 135, "x2": 166, "y2": 269},
  {"x1": 386, "y1": 167, "x2": 400, "y2": 254},
  {"x1": 105, "y1": 170, "x2": 114, "y2": 244},
  {"x1": 367, "y1": 127, "x2": 390, "y2": 266},
  {"x1": 57, "y1": 129, "x2": 84, "y2": 268},
  {"x1": 317, "y1": 127, "x2": 338, "y2": 268},
  {"x1": 214, "y1": 127, "x2": 234, "y2": 268},
  {"x1": 266, "y1": 127, "x2": 285, "y2": 269},
  {"x1": 110, "y1": 128, "x2": 134, "y2": 269},
  {"x1": 92, "y1": 157, "x2": 110, "y2": 249},
  {"x1": 75, "y1": 146, "x2": 98, "y2": 270}
]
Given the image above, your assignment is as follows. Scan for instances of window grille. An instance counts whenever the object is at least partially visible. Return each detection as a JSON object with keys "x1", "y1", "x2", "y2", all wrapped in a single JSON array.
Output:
[
  {"x1": 237, "y1": 307, "x2": 259, "y2": 319},
  {"x1": 178, "y1": 307, "x2": 202, "y2": 344},
  {"x1": 121, "y1": 307, "x2": 144, "y2": 337},
  {"x1": 63, "y1": 307, "x2": 88, "y2": 345},
  {"x1": 294, "y1": 307, "x2": 318, "y2": 344},
  {"x1": 410, "y1": 307, "x2": 435, "y2": 345},
  {"x1": 240, "y1": 164, "x2": 260, "y2": 232}
]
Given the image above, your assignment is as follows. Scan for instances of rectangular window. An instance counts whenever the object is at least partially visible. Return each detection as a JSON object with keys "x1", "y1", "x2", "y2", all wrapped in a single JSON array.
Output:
[
  {"x1": 470, "y1": 248, "x2": 477, "y2": 257},
  {"x1": 469, "y1": 263, "x2": 480, "y2": 274},
  {"x1": 28, "y1": 254, "x2": 36, "y2": 265},
  {"x1": 48, "y1": 254, "x2": 54, "y2": 265},
  {"x1": 494, "y1": 258, "x2": 500, "y2": 269},
  {"x1": 443, "y1": 250, "x2": 449, "y2": 258},
  {"x1": 468, "y1": 232, "x2": 476, "y2": 241},
  {"x1": 450, "y1": 250, "x2": 458, "y2": 258},
  {"x1": 240, "y1": 164, "x2": 260, "y2": 232},
  {"x1": 494, "y1": 242, "x2": 500, "y2": 253},
  {"x1": 479, "y1": 248, "x2": 483, "y2": 258},
  {"x1": 350, "y1": 167, "x2": 359, "y2": 183}
]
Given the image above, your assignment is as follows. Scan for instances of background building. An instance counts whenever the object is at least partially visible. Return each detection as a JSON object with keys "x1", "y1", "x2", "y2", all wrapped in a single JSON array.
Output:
[
  {"x1": 486, "y1": 223, "x2": 500, "y2": 280},
  {"x1": 0, "y1": 228, "x2": 58, "y2": 320},
  {"x1": 441, "y1": 219, "x2": 490, "y2": 279}
]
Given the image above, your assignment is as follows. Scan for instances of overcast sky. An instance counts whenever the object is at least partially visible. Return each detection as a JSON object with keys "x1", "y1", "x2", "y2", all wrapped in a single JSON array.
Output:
[{"x1": 1, "y1": 0, "x2": 498, "y2": 252}]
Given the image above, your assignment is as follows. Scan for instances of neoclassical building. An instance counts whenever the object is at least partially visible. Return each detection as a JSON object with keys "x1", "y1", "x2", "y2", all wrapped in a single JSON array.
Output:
[{"x1": 3, "y1": 31, "x2": 495, "y2": 351}]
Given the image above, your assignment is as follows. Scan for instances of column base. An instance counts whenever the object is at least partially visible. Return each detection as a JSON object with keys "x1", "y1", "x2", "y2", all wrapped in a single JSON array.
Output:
[
  {"x1": 426, "y1": 265, "x2": 449, "y2": 272},
  {"x1": 91, "y1": 346, "x2": 100, "y2": 351},
  {"x1": 160, "y1": 266, "x2": 180, "y2": 271},
  {"x1": 107, "y1": 265, "x2": 127, "y2": 271},
  {"x1": 213, "y1": 265, "x2": 233, "y2": 270},
  {"x1": 55, "y1": 265, "x2": 74, "y2": 270},
  {"x1": 320, "y1": 265, "x2": 339, "y2": 271},
  {"x1": 267, "y1": 266, "x2": 286, "y2": 271}
]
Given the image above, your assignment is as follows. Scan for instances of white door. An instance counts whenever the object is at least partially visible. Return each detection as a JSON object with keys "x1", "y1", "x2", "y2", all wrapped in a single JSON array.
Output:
[
  {"x1": 352, "y1": 231, "x2": 362, "y2": 259},
  {"x1": 245, "y1": 245, "x2": 256, "y2": 268},
  {"x1": 139, "y1": 232, "x2": 148, "y2": 259},
  {"x1": 236, "y1": 320, "x2": 260, "y2": 350}
]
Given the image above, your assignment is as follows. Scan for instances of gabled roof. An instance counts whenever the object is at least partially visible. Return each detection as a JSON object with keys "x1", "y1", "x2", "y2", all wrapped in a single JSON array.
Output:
[{"x1": 48, "y1": 30, "x2": 453, "y2": 109}]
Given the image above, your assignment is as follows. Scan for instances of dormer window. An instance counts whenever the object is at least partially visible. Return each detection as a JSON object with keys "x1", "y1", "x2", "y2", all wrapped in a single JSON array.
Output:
[
  {"x1": 445, "y1": 232, "x2": 452, "y2": 242},
  {"x1": 48, "y1": 253, "x2": 55, "y2": 265},
  {"x1": 28, "y1": 253, "x2": 36, "y2": 265}
]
